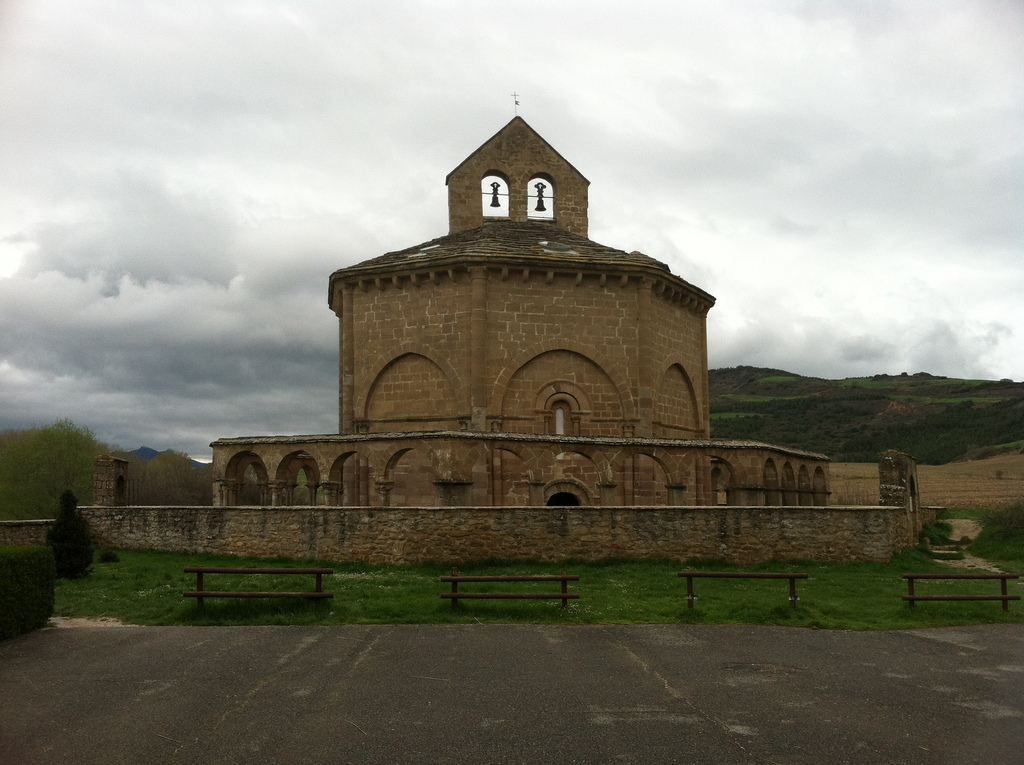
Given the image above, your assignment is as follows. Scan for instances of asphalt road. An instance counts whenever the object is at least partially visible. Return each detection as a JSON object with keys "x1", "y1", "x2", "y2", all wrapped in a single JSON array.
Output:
[{"x1": 1, "y1": 623, "x2": 1022, "y2": 764}]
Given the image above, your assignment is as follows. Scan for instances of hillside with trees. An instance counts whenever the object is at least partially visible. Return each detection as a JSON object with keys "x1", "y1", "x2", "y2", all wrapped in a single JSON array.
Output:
[
  {"x1": 0, "y1": 420, "x2": 211, "y2": 520},
  {"x1": 110, "y1": 449, "x2": 213, "y2": 507},
  {"x1": 709, "y1": 367, "x2": 1024, "y2": 464}
]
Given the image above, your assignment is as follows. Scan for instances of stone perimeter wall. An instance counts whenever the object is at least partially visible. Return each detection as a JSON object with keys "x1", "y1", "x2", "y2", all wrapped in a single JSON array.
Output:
[
  {"x1": 0, "y1": 519, "x2": 52, "y2": 546},
  {"x1": 36, "y1": 503, "x2": 930, "y2": 565},
  {"x1": 3, "y1": 452, "x2": 925, "y2": 563}
]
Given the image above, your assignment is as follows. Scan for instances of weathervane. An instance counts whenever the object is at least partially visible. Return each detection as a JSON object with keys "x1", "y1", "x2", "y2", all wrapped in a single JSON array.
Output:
[{"x1": 512, "y1": 91, "x2": 520, "y2": 116}]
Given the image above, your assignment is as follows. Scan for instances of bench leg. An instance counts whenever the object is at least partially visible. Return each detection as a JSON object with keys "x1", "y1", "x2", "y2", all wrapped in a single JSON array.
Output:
[
  {"x1": 451, "y1": 567, "x2": 459, "y2": 610},
  {"x1": 196, "y1": 571, "x2": 205, "y2": 608},
  {"x1": 1002, "y1": 579, "x2": 1010, "y2": 613},
  {"x1": 907, "y1": 578, "x2": 915, "y2": 608},
  {"x1": 789, "y1": 577, "x2": 798, "y2": 609},
  {"x1": 686, "y1": 576, "x2": 695, "y2": 610}
]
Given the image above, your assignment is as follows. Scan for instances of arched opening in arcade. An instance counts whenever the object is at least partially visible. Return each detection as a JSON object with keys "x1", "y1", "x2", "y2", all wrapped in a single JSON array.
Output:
[
  {"x1": 239, "y1": 464, "x2": 264, "y2": 505},
  {"x1": 388, "y1": 448, "x2": 436, "y2": 507}
]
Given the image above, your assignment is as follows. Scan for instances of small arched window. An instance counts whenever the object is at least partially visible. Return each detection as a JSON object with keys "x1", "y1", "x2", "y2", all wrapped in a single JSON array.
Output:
[
  {"x1": 527, "y1": 175, "x2": 554, "y2": 220},
  {"x1": 554, "y1": 405, "x2": 567, "y2": 435},
  {"x1": 482, "y1": 174, "x2": 509, "y2": 217}
]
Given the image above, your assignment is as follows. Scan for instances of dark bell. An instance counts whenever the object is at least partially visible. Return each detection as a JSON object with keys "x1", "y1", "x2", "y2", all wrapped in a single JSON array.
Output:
[
  {"x1": 534, "y1": 182, "x2": 547, "y2": 212},
  {"x1": 490, "y1": 182, "x2": 501, "y2": 208}
]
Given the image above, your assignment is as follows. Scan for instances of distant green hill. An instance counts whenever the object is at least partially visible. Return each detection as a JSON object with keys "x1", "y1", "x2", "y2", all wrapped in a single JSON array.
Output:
[
  {"x1": 129, "y1": 446, "x2": 206, "y2": 469},
  {"x1": 708, "y1": 366, "x2": 1024, "y2": 465}
]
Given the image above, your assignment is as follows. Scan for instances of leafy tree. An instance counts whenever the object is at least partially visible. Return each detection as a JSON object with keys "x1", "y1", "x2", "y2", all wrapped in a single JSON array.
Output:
[
  {"x1": 0, "y1": 420, "x2": 106, "y2": 520},
  {"x1": 47, "y1": 490, "x2": 93, "y2": 578},
  {"x1": 128, "y1": 450, "x2": 213, "y2": 506}
]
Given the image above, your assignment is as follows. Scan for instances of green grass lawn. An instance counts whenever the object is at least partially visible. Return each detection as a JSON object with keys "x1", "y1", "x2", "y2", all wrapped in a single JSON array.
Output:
[
  {"x1": 968, "y1": 530, "x2": 1024, "y2": 576},
  {"x1": 52, "y1": 547, "x2": 1024, "y2": 630}
]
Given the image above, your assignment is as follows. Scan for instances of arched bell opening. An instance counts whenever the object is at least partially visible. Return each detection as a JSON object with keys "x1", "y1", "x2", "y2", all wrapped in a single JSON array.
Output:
[
  {"x1": 481, "y1": 172, "x2": 510, "y2": 217},
  {"x1": 527, "y1": 174, "x2": 555, "y2": 220}
]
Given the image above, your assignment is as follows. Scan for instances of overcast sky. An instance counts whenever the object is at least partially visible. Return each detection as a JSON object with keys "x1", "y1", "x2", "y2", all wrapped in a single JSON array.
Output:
[{"x1": 1, "y1": 1, "x2": 1021, "y2": 459}]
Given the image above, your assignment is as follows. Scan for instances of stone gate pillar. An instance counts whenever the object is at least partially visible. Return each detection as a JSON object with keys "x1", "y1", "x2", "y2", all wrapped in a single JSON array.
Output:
[
  {"x1": 93, "y1": 455, "x2": 129, "y2": 507},
  {"x1": 878, "y1": 450, "x2": 921, "y2": 544}
]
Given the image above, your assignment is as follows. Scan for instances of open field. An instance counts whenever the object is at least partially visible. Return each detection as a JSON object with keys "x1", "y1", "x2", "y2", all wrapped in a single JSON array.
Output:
[{"x1": 831, "y1": 453, "x2": 1024, "y2": 509}]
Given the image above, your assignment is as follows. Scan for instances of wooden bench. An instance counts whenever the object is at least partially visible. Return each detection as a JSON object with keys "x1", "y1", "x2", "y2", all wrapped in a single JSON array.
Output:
[
  {"x1": 678, "y1": 571, "x2": 808, "y2": 609},
  {"x1": 902, "y1": 572, "x2": 1020, "y2": 612},
  {"x1": 441, "y1": 567, "x2": 579, "y2": 610},
  {"x1": 184, "y1": 567, "x2": 334, "y2": 607}
]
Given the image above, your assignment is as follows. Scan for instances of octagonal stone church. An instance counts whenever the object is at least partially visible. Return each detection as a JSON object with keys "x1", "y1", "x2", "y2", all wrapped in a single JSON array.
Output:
[{"x1": 210, "y1": 118, "x2": 830, "y2": 509}]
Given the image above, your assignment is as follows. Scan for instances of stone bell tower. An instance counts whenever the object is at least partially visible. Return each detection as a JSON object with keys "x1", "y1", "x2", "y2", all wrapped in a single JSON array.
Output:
[{"x1": 445, "y1": 116, "x2": 590, "y2": 236}]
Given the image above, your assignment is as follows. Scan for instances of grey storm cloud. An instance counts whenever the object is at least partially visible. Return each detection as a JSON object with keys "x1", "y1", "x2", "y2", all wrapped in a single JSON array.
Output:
[
  {"x1": 0, "y1": 0, "x2": 1021, "y2": 457},
  {"x1": 21, "y1": 173, "x2": 237, "y2": 288}
]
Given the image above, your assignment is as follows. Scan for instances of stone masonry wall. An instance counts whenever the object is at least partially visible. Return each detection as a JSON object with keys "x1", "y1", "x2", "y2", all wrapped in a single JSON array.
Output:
[
  {"x1": 0, "y1": 519, "x2": 53, "y2": 546},
  {"x1": 76, "y1": 504, "x2": 914, "y2": 564},
  {"x1": 365, "y1": 352, "x2": 460, "y2": 431},
  {"x1": 345, "y1": 266, "x2": 709, "y2": 439}
]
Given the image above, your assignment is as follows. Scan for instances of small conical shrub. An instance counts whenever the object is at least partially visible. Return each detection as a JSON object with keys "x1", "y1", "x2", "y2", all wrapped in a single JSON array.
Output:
[{"x1": 47, "y1": 490, "x2": 93, "y2": 579}]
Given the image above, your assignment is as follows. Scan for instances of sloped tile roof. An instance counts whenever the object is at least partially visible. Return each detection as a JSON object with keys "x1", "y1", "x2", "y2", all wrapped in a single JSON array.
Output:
[{"x1": 353, "y1": 221, "x2": 670, "y2": 271}]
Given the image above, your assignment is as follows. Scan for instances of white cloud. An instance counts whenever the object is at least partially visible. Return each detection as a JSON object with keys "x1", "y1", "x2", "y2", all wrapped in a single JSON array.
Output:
[{"x1": 0, "y1": 0, "x2": 1021, "y2": 455}]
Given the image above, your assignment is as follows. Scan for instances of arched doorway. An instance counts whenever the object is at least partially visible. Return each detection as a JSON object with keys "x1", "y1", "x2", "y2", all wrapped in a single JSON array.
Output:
[{"x1": 547, "y1": 491, "x2": 580, "y2": 506}]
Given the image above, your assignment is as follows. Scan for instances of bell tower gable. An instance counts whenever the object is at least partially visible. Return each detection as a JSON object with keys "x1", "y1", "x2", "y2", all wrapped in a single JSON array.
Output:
[{"x1": 446, "y1": 117, "x2": 590, "y2": 236}]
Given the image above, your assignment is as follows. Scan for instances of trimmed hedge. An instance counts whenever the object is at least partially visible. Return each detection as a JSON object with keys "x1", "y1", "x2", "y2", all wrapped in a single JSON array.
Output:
[{"x1": 0, "y1": 545, "x2": 56, "y2": 640}]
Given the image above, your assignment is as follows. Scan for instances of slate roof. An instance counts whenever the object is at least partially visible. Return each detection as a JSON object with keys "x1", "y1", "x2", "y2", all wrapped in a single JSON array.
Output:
[
  {"x1": 210, "y1": 430, "x2": 829, "y2": 462},
  {"x1": 348, "y1": 221, "x2": 671, "y2": 272}
]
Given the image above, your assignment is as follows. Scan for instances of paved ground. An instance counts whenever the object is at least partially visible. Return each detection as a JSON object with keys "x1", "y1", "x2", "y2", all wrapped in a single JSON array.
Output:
[{"x1": 1, "y1": 623, "x2": 1022, "y2": 764}]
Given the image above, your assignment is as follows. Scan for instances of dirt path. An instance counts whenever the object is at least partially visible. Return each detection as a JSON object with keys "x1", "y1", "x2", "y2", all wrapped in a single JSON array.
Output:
[
  {"x1": 932, "y1": 519, "x2": 1007, "y2": 573},
  {"x1": 48, "y1": 616, "x2": 132, "y2": 628},
  {"x1": 935, "y1": 552, "x2": 1005, "y2": 573},
  {"x1": 947, "y1": 518, "x2": 982, "y2": 542}
]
